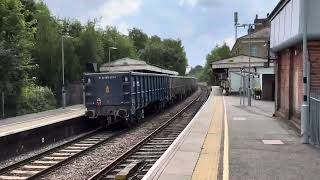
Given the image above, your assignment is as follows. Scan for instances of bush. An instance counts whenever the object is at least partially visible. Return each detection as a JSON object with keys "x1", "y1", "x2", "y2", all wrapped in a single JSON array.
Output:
[{"x1": 17, "y1": 84, "x2": 56, "y2": 115}]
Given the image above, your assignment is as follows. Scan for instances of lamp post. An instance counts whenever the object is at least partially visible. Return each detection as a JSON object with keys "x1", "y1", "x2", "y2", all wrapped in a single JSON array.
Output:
[
  {"x1": 61, "y1": 35, "x2": 72, "y2": 109},
  {"x1": 234, "y1": 12, "x2": 253, "y2": 106},
  {"x1": 108, "y1": 47, "x2": 117, "y2": 71}
]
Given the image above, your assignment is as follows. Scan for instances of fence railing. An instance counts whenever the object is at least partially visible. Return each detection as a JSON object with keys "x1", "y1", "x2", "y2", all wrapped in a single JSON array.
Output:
[{"x1": 309, "y1": 97, "x2": 320, "y2": 145}]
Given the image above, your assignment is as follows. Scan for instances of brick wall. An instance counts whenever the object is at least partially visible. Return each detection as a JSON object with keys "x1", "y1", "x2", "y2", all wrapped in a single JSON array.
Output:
[
  {"x1": 277, "y1": 49, "x2": 290, "y2": 118},
  {"x1": 276, "y1": 41, "x2": 320, "y2": 124},
  {"x1": 308, "y1": 41, "x2": 320, "y2": 96},
  {"x1": 291, "y1": 44, "x2": 303, "y2": 120}
]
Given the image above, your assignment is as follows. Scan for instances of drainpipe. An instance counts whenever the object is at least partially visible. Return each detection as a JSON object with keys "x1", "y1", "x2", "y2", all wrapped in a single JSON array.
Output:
[{"x1": 301, "y1": 0, "x2": 309, "y2": 144}]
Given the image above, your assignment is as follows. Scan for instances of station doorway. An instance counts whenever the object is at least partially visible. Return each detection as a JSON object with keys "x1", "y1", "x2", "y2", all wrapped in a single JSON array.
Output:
[{"x1": 261, "y1": 74, "x2": 275, "y2": 101}]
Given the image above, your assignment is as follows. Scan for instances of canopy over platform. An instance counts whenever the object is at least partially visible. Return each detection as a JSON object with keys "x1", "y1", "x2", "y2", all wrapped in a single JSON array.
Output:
[
  {"x1": 211, "y1": 55, "x2": 273, "y2": 69},
  {"x1": 100, "y1": 58, "x2": 179, "y2": 75}
]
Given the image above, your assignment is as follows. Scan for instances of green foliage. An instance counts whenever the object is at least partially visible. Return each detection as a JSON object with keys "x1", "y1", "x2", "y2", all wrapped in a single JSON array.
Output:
[
  {"x1": 1, "y1": 0, "x2": 190, "y2": 116},
  {"x1": 101, "y1": 26, "x2": 137, "y2": 63},
  {"x1": 200, "y1": 43, "x2": 231, "y2": 85},
  {"x1": 0, "y1": 46, "x2": 22, "y2": 95},
  {"x1": 33, "y1": 2, "x2": 61, "y2": 92},
  {"x1": 129, "y1": 27, "x2": 148, "y2": 52},
  {"x1": 188, "y1": 65, "x2": 204, "y2": 79},
  {"x1": 17, "y1": 83, "x2": 56, "y2": 115},
  {"x1": 0, "y1": 0, "x2": 34, "y2": 65},
  {"x1": 141, "y1": 38, "x2": 188, "y2": 75},
  {"x1": 206, "y1": 43, "x2": 231, "y2": 65},
  {"x1": 77, "y1": 22, "x2": 104, "y2": 67},
  {"x1": 0, "y1": 0, "x2": 35, "y2": 116}
]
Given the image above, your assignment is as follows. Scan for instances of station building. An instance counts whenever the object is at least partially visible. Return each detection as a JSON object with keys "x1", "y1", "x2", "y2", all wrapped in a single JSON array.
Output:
[
  {"x1": 211, "y1": 15, "x2": 275, "y2": 100},
  {"x1": 269, "y1": 0, "x2": 320, "y2": 127}
]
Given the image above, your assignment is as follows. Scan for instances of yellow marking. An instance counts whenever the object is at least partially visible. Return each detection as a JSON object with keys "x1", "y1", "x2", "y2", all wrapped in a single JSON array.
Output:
[
  {"x1": 106, "y1": 85, "x2": 110, "y2": 94},
  {"x1": 192, "y1": 96, "x2": 223, "y2": 180},
  {"x1": 223, "y1": 96, "x2": 229, "y2": 180}
]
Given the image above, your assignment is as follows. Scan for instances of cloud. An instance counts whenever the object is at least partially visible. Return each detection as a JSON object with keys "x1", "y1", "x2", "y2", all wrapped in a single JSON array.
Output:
[
  {"x1": 224, "y1": 36, "x2": 235, "y2": 48},
  {"x1": 97, "y1": 0, "x2": 143, "y2": 26},
  {"x1": 117, "y1": 22, "x2": 130, "y2": 35},
  {"x1": 179, "y1": 0, "x2": 222, "y2": 7}
]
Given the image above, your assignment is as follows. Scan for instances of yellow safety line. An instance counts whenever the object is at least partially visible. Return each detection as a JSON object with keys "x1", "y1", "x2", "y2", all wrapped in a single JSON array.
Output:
[
  {"x1": 191, "y1": 96, "x2": 222, "y2": 180},
  {"x1": 223, "y1": 96, "x2": 229, "y2": 180}
]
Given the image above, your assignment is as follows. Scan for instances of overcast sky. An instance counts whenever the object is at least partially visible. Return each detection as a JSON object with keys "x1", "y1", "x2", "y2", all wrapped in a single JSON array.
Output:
[{"x1": 43, "y1": 0, "x2": 279, "y2": 68}]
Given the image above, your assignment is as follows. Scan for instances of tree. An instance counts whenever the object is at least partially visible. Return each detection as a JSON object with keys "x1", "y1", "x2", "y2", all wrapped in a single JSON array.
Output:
[
  {"x1": 129, "y1": 28, "x2": 148, "y2": 53},
  {"x1": 76, "y1": 22, "x2": 104, "y2": 70},
  {"x1": 206, "y1": 43, "x2": 231, "y2": 64},
  {"x1": 200, "y1": 43, "x2": 231, "y2": 85},
  {"x1": 141, "y1": 38, "x2": 188, "y2": 75},
  {"x1": 17, "y1": 83, "x2": 56, "y2": 115},
  {"x1": 0, "y1": 0, "x2": 34, "y2": 64},
  {"x1": 0, "y1": 0, "x2": 35, "y2": 116},
  {"x1": 162, "y1": 39, "x2": 188, "y2": 75},
  {"x1": 101, "y1": 26, "x2": 137, "y2": 63},
  {"x1": 0, "y1": 46, "x2": 23, "y2": 95},
  {"x1": 33, "y1": 2, "x2": 61, "y2": 92},
  {"x1": 188, "y1": 65, "x2": 204, "y2": 79}
]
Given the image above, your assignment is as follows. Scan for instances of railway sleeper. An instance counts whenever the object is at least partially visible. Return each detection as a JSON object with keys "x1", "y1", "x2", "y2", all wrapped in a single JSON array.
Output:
[
  {"x1": 149, "y1": 139, "x2": 175, "y2": 142},
  {"x1": 23, "y1": 165, "x2": 50, "y2": 169},
  {"x1": 0, "y1": 175, "x2": 29, "y2": 180},
  {"x1": 142, "y1": 145, "x2": 170, "y2": 149},
  {"x1": 130, "y1": 155, "x2": 161, "y2": 159},
  {"x1": 125, "y1": 159, "x2": 157, "y2": 163},
  {"x1": 32, "y1": 160, "x2": 59, "y2": 164},
  {"x1": 152, "y1": 137, "x2": 177, "y2": 140},
  {"x1": 117, "y1": 163, "x2": 153, "y2": 168},
  {"x1": 138, "y1": 148, "x2": 168, "y2": 152},
  {"x1": 134, "y1": 151, "x2": 164, "y2": 155},
  {"x1": 146, "y1": 142, "x2": 172, "y2": 145}
]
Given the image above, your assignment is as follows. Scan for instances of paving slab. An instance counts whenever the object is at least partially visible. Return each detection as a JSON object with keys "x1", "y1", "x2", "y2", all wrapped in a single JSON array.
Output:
[
  {"x1": 143, "y1": 87, "x2": 222, "y2": 180},
  {"x1": 0, "y1": 105, "x2": 86, "y2": 137},
  {"x1": 225, "y1": 96, "x2": 320, "y2": 180}
]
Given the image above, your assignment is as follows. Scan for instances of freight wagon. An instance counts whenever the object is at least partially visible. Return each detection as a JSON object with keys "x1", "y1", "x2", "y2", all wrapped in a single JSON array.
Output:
[{"x1": 84, "y1": 72, "x2": 197, "y2": 127}]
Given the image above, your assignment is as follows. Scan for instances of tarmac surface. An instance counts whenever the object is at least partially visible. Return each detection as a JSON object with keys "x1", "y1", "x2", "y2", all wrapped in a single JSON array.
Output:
[
  {"x1": 0, "y1": 105, "x2": 85, "y2": 137},
  {"x1": 144, "y1": 87, "x2": 320, "y2": 180},
  {"x1": 226, "y1": 96, "x2": 320, "y2": 180}
]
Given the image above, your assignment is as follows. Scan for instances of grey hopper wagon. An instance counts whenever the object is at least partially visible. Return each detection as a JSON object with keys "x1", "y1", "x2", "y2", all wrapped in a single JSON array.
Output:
[{"x1": 84, "y1": 72, "x2": 197, "y2": 127}]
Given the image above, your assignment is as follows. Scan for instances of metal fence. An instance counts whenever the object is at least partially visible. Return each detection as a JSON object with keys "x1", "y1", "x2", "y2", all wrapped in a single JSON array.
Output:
[{"x1": 309, "y1": 97, "x2": 320, "y2": 145}]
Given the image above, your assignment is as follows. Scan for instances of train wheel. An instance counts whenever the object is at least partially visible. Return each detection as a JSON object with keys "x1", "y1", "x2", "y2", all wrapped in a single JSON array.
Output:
[
  {"x1": 136, "y1": 109, "x2": 144, "y2": 123},
  {"x1": 124, "y1": 116, "x2": 135, "y2": 128}
]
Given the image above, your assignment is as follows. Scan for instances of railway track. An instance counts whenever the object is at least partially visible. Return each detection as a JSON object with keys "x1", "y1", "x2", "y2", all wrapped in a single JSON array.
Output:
[
  {"x1": 0, "y1": 129, "x2": 122, "y2": 180},
  {"x1": 0, "y1": 87, "x2": 208, "y2": 180},
  {"x1": 89, "y1": 87, "x2": 209, "y2": 180}
]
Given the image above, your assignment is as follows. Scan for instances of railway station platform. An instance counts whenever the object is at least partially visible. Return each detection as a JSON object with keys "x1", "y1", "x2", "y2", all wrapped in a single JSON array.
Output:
[
  {"x1": 0, "y1": 105, "x2": 86, "y2": 137},
  {"x1": 143, "y1": 87, "x2": 320, "y2": 180}
]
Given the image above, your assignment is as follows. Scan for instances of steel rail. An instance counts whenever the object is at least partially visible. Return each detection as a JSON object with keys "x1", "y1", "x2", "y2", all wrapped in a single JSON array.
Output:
[
  {"x1": 88, "y1": 87, "x2": 209, "y2": 180},
  {"x1": 0, "y1": 127, "x2": 123, "y2": 180}
]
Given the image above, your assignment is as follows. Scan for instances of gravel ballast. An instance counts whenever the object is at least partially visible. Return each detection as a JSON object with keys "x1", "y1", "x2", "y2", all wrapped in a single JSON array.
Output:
[{"x1": 42, "y1": 89, "x2": 202, "y2": 180}]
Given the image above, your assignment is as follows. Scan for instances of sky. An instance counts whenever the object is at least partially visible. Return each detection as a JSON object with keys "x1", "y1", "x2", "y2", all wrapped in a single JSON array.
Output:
[{"x1": 43, "y1": 0, "x2": 279, "y2": 69}]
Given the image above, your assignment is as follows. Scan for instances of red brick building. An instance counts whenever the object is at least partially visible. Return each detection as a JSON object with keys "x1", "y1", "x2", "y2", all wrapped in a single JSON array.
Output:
[{"x1": 269, "y1": 0, "x2": 320, "y2": 127}]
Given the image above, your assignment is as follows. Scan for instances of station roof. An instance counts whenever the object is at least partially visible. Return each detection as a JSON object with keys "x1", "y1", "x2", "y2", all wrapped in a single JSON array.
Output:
[
  {"x1": 100, "y1": 58, "x2": 179, "y2": 75},
  {"x1": 211, "y1": 55, "x2": 273, "y2": 69}
]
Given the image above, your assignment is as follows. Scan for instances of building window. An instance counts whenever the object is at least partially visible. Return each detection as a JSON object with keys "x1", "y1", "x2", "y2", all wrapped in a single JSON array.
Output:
[{"x1": 251, "y1": 47, "x2": 258, "y2": 57}]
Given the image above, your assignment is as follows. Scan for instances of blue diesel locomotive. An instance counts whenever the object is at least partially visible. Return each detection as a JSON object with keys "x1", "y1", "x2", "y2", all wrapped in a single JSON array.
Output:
[{"x1": 84, "y1": 72, "x2": 197, "y2": 126}]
